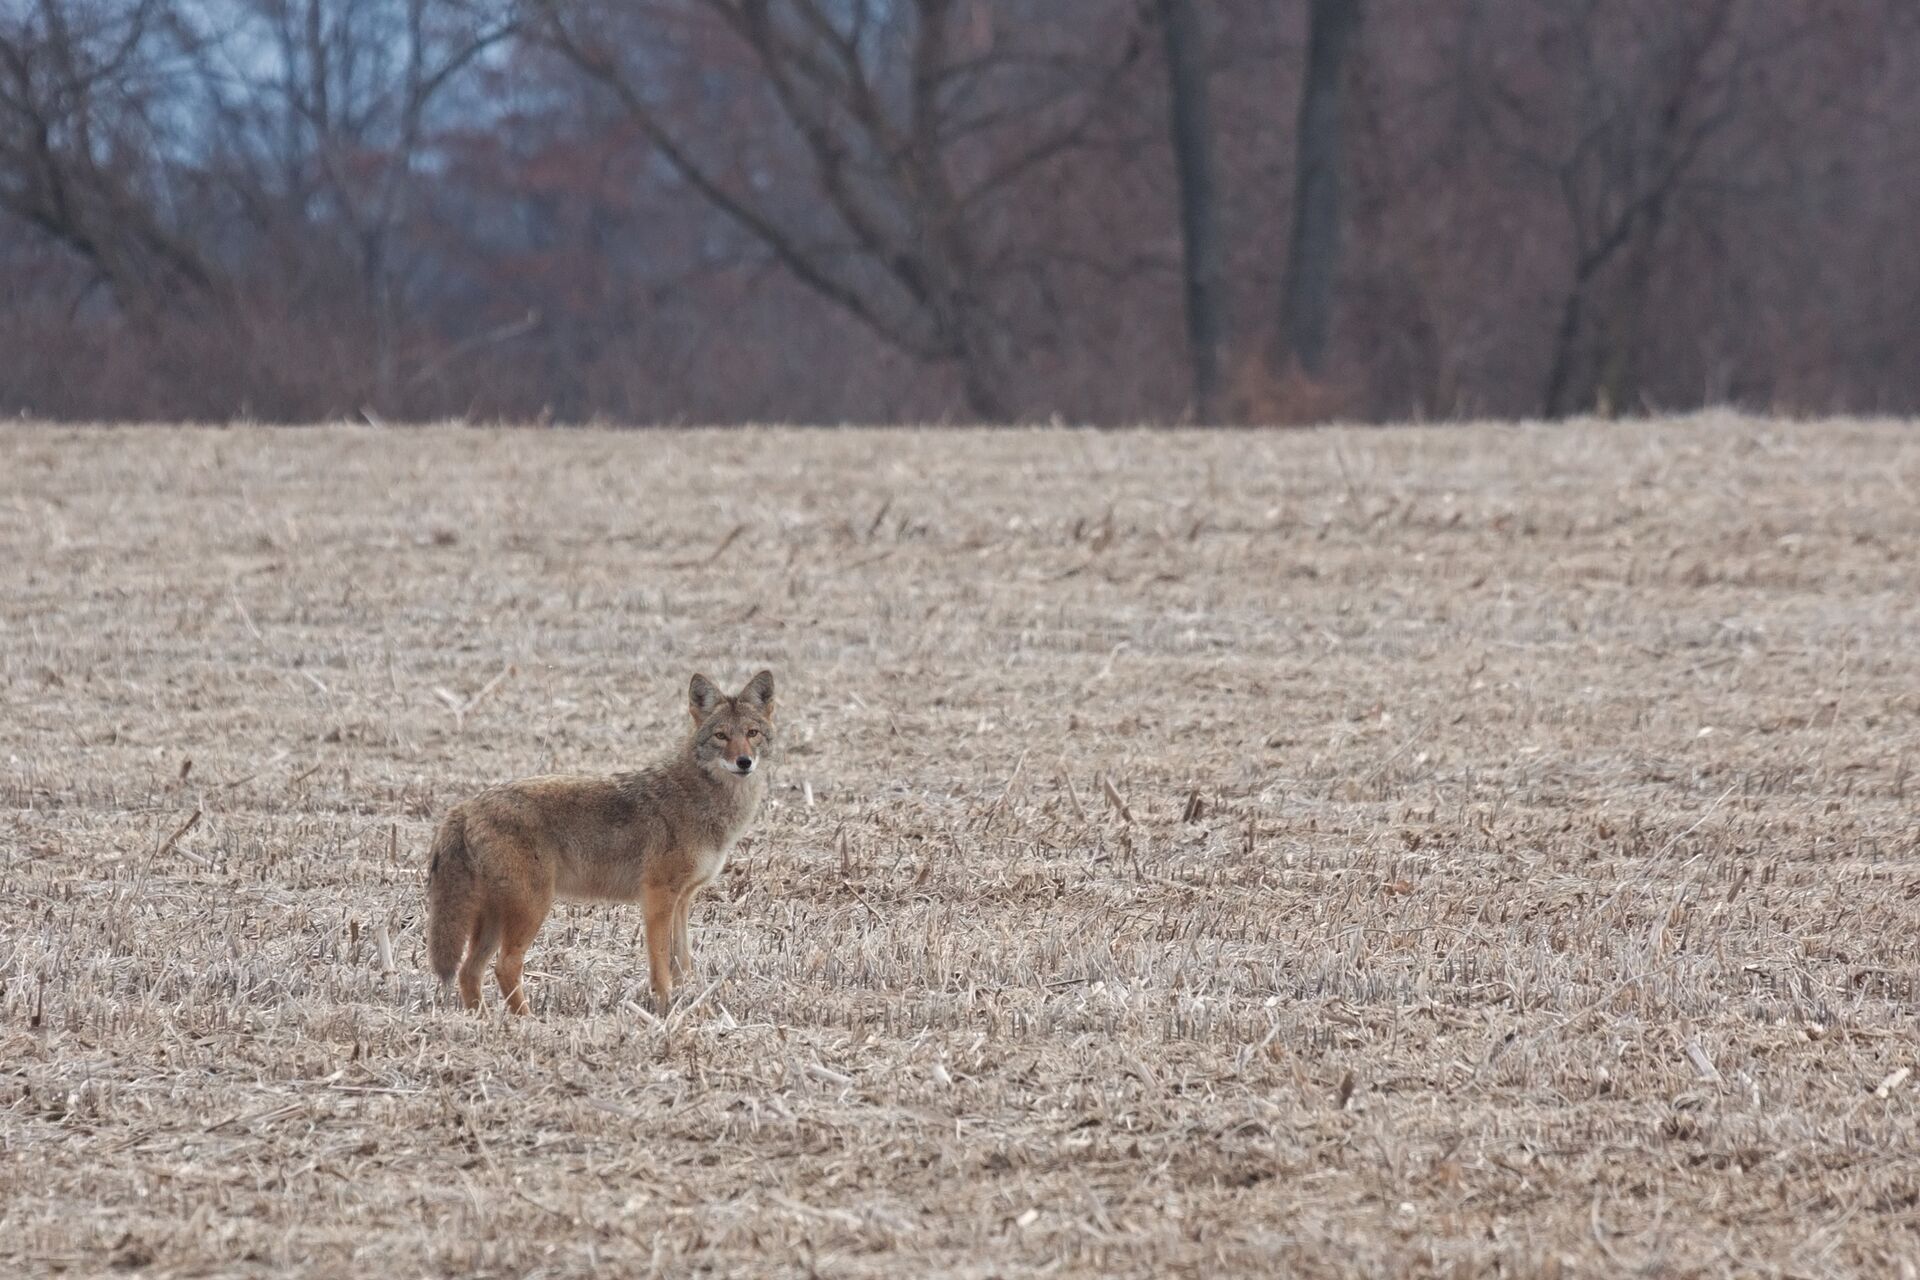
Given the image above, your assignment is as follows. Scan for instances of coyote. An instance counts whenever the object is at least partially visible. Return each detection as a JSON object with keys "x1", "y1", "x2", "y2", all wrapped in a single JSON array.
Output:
[{"x1": 424, "y1": 670, "x2": 774, "y2": 1014}]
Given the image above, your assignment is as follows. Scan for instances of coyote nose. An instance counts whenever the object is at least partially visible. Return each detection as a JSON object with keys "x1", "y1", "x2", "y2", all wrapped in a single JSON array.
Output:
[{"x1": 736, "y1": 756, "x2": 753, "y2": 771}]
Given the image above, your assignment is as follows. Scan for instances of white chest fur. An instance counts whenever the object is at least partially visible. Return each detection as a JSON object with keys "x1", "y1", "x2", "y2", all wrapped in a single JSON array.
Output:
[
  {"x1": 691, "y1": 840, "x2": 733, "y2": 888},
  {"x1": 693, "y1": 774, "x2": 763, "y2": 887}
]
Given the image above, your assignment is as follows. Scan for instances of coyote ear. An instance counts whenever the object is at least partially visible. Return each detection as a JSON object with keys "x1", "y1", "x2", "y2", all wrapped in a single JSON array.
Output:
[
  {"x1": 740, "y1": 669, "x2": 774, "y2": 715},
  {"x1": 689, "y1": 673, "x2": 723, "y2": 721}
]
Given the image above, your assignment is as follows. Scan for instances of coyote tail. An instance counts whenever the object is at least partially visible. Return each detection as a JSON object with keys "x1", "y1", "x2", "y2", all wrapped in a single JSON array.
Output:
[{"x1": 425, "y1": 812, "x2": 474, "y2": 985}]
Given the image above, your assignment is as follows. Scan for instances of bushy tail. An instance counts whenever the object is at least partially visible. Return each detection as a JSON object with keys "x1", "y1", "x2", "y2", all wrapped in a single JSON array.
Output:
[{"x1": 425, "y1": 812, "x2": 475, "y2": 985}]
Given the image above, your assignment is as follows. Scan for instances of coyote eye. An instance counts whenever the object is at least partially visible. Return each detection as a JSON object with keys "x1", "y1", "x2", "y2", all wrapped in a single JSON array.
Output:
[{"x1": 746, "y1": 729, "x2": 762, "y2": 740}]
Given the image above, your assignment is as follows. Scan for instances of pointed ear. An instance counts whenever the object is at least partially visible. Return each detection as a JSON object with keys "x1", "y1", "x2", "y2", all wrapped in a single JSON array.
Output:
[
  {"x1": 739, "y1": 669, "x2": 774, "y2": 716},
  {"x1": 689, "y1": 673, "x2": 723, "y2": 721}
]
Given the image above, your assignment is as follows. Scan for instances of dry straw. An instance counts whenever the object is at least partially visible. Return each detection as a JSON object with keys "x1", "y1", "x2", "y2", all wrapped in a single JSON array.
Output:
[{"x1": 2, "y1": 416, "x2": 1918, "y2": 1276}]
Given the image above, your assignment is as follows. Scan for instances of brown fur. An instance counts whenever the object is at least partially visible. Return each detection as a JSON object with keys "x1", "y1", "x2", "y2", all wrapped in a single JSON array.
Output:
[{"x1": 423, "y1": 670, "x2": 775, "y2": 1014}]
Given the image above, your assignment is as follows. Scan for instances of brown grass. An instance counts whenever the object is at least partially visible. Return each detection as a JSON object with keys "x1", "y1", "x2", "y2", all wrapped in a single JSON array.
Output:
[{"x1": 3, "y1": 414, "x2": 1918, "y2": 1277}]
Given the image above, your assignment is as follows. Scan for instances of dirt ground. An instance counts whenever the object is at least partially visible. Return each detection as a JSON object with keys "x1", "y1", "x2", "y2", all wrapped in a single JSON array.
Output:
[{"x1": 2, "y1": 416, "x2": 1917, "y2": 1278}]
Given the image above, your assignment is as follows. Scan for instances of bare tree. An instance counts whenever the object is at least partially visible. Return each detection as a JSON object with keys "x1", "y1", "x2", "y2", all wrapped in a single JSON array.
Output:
[
  {"x1": 1459, "y1": 0, "x2": 1771, "y2": 415},
  {"x1": 1277, "y1": 0, "x2": 1361, "y2": 378},
  {"x1": 180, "y1": 0, "x2": 518, "y2": 410},
  {"x1": 0, "y1": 0, "x2": 224, "y2": 311},
  {"x1": 532, "y1": 0, "x2": 1145, "y2": 421},
  {"x1": 3, "y1": 0, "x2": 1918, "y2": 424},
  {"x1": 1155, "y1": 0, "x2": 1222, "y2": 420}
]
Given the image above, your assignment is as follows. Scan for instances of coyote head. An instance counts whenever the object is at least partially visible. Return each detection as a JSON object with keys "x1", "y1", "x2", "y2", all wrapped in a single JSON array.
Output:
[{"x1": 688, "y1": 670, "x2": 775, "y2": 780}]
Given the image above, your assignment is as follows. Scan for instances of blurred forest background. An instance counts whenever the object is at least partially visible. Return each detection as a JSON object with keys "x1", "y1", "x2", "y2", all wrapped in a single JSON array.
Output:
[{"x1": 1, "y1": 0, "x2": 1915, "y2": 424}]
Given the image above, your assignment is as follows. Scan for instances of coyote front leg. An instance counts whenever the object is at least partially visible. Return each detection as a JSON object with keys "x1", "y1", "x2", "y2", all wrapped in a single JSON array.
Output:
[
  {"x1": 643, "y1": 880, "x2": 679, "y2": 1013},
  {"x1": 671, "y1": 884, "x2": 702, "y2": 981}
]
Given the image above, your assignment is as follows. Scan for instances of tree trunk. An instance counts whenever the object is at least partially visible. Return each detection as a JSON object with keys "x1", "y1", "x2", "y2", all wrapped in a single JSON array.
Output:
[
  {"x1": 1544, "y1": 194, "x2": 1672, "y2": 419},
  {"x1": 954, "y1": 313, "x2": 1016, "y2": 421},
  {"x1": 1599, "y1": 206, "x2": 1668, "y2": 414},
  {"x1": 1542, "y1": 274, "x2": 1592, "y2": 418},
  {"x1": 1278, "y1": 0, "x2": 1362, "y2": 378},
  {"x1": 1157, "y1": 0, "x2": 1224, "y2": 421}
]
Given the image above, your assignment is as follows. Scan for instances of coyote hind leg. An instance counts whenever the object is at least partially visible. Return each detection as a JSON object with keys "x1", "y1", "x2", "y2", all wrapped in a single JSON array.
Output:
[
  {"x1": 493, "y1": 892, "x2": 551, "y2": 1016},
  {"x1": 457, "y1": 914, "x2": 501, "y2": 1012}
]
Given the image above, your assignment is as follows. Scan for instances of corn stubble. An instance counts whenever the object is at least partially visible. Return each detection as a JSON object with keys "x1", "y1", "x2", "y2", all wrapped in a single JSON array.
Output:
[{"x1": 3, "y1": 416, "x2": 1918, "y2": 1276}]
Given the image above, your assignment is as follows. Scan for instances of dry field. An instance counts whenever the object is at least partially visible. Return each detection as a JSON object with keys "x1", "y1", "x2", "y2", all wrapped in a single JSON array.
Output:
[{"x1": 3, "y1": 416, "x2": 1918, "y2": 1278}]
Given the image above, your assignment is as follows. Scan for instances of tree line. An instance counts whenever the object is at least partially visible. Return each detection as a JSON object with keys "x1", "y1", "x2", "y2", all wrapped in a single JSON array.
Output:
[{"x1": 2, "y1": 0, "x2": 1913, "y2": 424}]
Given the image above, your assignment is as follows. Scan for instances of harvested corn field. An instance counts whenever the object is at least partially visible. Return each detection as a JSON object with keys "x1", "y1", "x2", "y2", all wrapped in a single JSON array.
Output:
[{"x1": 3, "y1": 416, "x2": 1918, "y2": 1277}]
